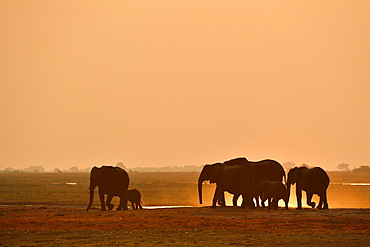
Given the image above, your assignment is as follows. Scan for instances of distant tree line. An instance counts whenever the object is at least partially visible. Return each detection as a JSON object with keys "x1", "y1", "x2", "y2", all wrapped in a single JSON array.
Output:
[
  {"x1": 0, "y1": 165, "x2": 93, "y2": 173},
  {"x1": 336, "y1": 163, "x2": 370, "y2": 173},
  {"x1": 351, "y1": 165, "x2": 370, "y2": 173},
  {"x1": 1, "y1": 162, "x2": 369, "y2": 173},
  {"x1": 127, "y1": 165, "x2": 202, "y2": 173},
  {"x1": 282, "y1": 162, "x2": 370, "y2": 173},
  {"x1": 0, "y1": 163, "x2": 203, "y2": 173}
]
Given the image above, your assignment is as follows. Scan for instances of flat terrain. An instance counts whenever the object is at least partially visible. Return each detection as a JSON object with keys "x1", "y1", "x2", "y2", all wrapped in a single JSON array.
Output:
[
  {"x1": 1, "y1": 206, "x2": 369, "y2": 246},
  {"x1": 0, "y1": 171, "x2": 369, "y2": 246}
]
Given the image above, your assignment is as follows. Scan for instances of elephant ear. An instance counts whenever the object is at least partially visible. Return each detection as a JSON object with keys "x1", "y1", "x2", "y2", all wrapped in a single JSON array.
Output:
[
  {"x1": 295, "y1": 167, "x2": 303, "y2": 179},
  {"x1": 91, "y1": 166, "x2": 104, "y2": 181},
  {"x1": 209, "y1": 163, "x2": 223, "y2": 183},
  {"x1": 90, "y1": 166, "x2": 98, "y2": 176},
  {"x1": 287, "y1": 167, "x2": 298, "y2": 184}
]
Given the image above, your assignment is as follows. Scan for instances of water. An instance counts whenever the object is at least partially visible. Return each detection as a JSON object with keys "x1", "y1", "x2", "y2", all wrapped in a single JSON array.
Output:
[
  {"x1": 341, "y1": 183, "x2": 370, "y2": 186},
  {"x1": 143, "y1": 206, "x2": 192, "y2": 209}
]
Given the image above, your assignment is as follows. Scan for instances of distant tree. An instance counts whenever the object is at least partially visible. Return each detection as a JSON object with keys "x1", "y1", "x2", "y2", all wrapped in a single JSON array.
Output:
[
  {"x1": 80, "y1": 167, "x2": 92, "y2": 173},
  {"x1": 353, "y1": 165, "x2": 370, "y2": 173},
  {"x1": 23, "y1": 166, "x2": 44, "y2": 173},
  {"x1": 183, "y1": 165, "x2": 203, "y2": 172},
  {"x1": 53, "y1": 168, "x2": 62, "y2": 173},
  {"x1": 282, "y1": 162, "x2": 296, "y2": 170},
  {"x1": 116, "y1": 162, "x2": 127, "y2": 170},
  {"x1": 3, "y1": 167, "x2": 16, "y2": 173},
  {"x1": 337, "y1": 163, "x2": 350, "y2": 171},
  {"x1": 69, "y1": 166, "x2": 79, "y2": 172}
]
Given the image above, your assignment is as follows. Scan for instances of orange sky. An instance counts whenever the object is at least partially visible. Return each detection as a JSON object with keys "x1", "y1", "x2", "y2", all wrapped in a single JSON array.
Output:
[{"x1": 1, "y1": 1, "x2": 370, "y2": 171}]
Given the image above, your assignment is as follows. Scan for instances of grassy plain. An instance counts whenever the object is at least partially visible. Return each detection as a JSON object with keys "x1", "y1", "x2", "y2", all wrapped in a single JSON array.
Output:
[{"x1": 0, "y1": 171, "x2": 370, "y2": 246}]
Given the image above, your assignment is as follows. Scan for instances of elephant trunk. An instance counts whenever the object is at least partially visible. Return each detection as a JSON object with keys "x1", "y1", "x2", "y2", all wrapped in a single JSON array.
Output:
[
  {"x1": 86, "y1": 183, "x2": 96, "y2": 211},
  {"x1": 198, "y1": 175, "x2": 206, "y2": 204}
]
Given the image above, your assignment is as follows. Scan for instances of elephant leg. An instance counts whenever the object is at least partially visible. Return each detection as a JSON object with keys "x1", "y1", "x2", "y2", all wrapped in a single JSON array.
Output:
[
  {"x1": 260, "y1": 196, "x2": 266, "y2": 208},
  {"x1": 240, "y1": 196, "x2": 247, "y2": 209},
  {"x1": 212, "y1": 186, "x2": 223, "y2": 208},
  {"x1": 296, "y1": 188, "x2": 302, "y2": 209},
  {"x1": 216, "y1": 192, "x2": 226, "y2": 207},
  {"x1": 267, "y1": 198, "x2": 272, "y2": 209},
  {"x1": 242, "y1": 191, "x2": 255, "y2": 209},
  {"x1": 271, "y1": 198, "x2": 276, "y2": 209},
  {"x1": 98, "y1": 190, "x2": 107, "y2": 211},
  {"x1": 123, "y1": 199, "x2": 128, "y2": 210},
  {"x1": 259, "y1": 192, "x2": 266, "y2": 208},
  {"x1": 317, "y1": 196, "x2": 323, "y2": 209},
  {"x1": 117, "y1": 197, "x2": 128, "y2": 210},
  {"x1": 106, "y1": 194, "x2": 114, "y2": 210},
  {"x1": 212, "y1": 196, "x2": 218, "y2": 208},
  {"x1": 260, "y1": 197, "x2": 266, "y2": 208},
  {"x1": 217, "y1": 193, "x2": 226, "y2": 207},
  {"x1": 233, "y1": 194, "x2": 239, "y2": 207},
  {"x1": 117, "y1": 199, "x2": 123, "y2": 210},
  {"x1": 219, "y1": 193, "x2": 227, "y2": 207},
  {"x1": 321, "y1": 191, "x2": 329, "y2": 209},
  {"x1": 306, "y1": 192, "x2": 315, "y2": 208},
  {"x1": 255, "y1": 196, "x2": 261, "y2": 208},
  {"x1": 116, "y1": 196, "x2": 122, "y2": 210},
  {"x1": 256, "y1": 187, "x2": 264, "y2": 208}
]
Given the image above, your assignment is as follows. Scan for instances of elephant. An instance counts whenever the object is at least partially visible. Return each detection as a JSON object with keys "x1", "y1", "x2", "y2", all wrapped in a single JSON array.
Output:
[
  {"x1": 124, "y1": 189, "x2": 143, "y2": 210},
  {"x1": 198, "y1": 162, "x2": 255, "y2": 209},
  {"x1": 86, "y1": 166, "x2": 130, "y2": 211},
  {"x1": 256, "y1": 180, "x2": 288, "y2": 210},
  {"x1": 222, "y1": 157, "x2": 286, "y2": 207},
  {"x1": 287, "y1": 166, "x2": 330, "y2": 209}
]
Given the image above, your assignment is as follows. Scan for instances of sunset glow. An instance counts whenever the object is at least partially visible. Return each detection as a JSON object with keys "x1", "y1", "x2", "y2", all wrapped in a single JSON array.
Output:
[{"x1": 1, "y1": 1, "x2": 370, "y2": 171}]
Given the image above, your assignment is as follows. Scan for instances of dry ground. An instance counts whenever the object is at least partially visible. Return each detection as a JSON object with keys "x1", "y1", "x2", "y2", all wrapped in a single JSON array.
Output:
[
  {"x1": 1, "y1": 172, "x2": 369, "y2": 246},
  {"x1": 1, "y1": 206, "x2": 369, "y2": 246}
]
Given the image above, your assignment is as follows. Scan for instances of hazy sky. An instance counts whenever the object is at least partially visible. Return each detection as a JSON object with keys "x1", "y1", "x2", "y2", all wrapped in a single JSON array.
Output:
[{"x1": 1, "y1": 1, "x2": 370, "y2": 171}]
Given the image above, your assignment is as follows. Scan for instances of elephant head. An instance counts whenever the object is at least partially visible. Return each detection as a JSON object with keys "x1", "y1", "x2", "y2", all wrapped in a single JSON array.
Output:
[
  {"x1": 86, "y1": 166, "x2": 102, "y2": 211},
  {"x1": 286, "y1": 167, "x2": 296, "y2": 202},
  {"x1": 198, "y1": 163, "x2": 223, "y2": 204},
  {"x1": 287, "y1": 167, "x2": 298, "y2": 184},
  {"x1": 286, "y1": 167, "x2": 307, "y2": 203}
]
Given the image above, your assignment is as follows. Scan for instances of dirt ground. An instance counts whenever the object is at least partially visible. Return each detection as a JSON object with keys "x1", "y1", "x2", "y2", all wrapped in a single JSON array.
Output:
[{"x1": 1, "y1": 206, "x2": 369, "y2": 246}]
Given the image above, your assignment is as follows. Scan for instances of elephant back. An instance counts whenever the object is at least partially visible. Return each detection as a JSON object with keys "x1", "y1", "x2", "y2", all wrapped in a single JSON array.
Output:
[
  {"x1": 99, "y1": 166, "x2": 130, "y2": 194},
  {"x1": 114, "y1": 167, "x2": 130, "y2": 191},
  {"x1": 249, "y1": 159, "x2": 285, "y2": 184},
  {"x1": 223, "y1": 164, "x2": 255, "y2": 197},
  {"x1": 223, "y1": 157, "x2": 249, "y2": 167},
  {"x1": 302, "y1": 167, "x2": 330, "y2": 191}
]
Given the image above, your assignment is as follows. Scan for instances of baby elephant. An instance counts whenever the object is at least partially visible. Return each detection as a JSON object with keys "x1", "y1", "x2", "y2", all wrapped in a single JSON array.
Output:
[
  {"x1": 125, "y1": 189, "x2": 143, "y2": 210},
  {"x1": 257, "y1": 181, "x2": 289, "y2": 210}
]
